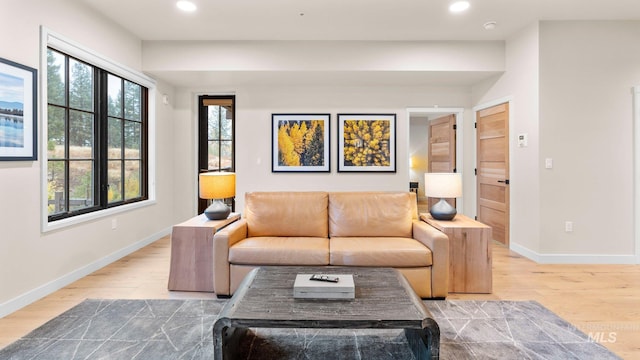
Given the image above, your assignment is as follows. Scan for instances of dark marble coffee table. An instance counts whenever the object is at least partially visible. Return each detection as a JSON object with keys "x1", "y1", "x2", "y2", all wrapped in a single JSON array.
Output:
[{"x1": 213, "y1": 266, "x2": 440, "y2": 359}]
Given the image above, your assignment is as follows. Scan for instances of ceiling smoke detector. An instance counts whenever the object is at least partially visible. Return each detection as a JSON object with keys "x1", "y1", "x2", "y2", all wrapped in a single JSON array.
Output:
[{"x1": 483, "y1": 21, "x2": 497, "y2": 30}]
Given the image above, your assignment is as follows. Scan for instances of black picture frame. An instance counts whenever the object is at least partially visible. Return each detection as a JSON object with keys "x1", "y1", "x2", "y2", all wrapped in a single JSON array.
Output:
[
  {"x1": 0, "y1": 57, "x2": 37, "y2": 161},
  {"x1": 272, "y1": 113, "x2": 331, "y2": 172},
  {"x1": 337, "y1": 113, "x2": 396, "y2": 172}
]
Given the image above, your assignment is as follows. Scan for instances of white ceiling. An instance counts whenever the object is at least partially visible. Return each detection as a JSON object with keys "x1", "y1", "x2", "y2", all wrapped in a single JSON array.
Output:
[
  {"x1": 80, "y1": 0, "x2": 640, "y2": 41},
  {"x1": 77, "y1": 0, "x2": 640, "y2": 87}
]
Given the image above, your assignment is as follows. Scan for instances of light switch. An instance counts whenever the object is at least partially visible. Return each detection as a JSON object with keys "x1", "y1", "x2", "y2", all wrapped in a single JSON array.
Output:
[{"x1": 545, "y1": 158, "x2": 553, "y2": 169}]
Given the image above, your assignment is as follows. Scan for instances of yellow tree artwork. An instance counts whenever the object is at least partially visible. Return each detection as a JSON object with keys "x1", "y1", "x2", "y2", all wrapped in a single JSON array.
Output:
[
  {"x1": 272, "y1": 114, "x2": 330, "y2": 172},
  {"x1": 339, "y1": 114, "x2": 396, "y2": 172}
]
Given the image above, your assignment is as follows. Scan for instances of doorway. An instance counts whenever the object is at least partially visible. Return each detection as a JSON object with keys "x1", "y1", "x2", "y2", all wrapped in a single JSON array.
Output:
[
  {"x1": 407, "y1": 107, "x2": 464, "y2": 214},
  {"x1": 427, "y1": 114, "x2": 457, "y2": 211},
  {"x1": 197, "y1": 95, "x2": 236, "y2": 214}
]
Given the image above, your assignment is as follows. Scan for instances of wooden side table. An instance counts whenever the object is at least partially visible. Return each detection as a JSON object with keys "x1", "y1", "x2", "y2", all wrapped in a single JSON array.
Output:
[
  {"x1": 168, "y1": 213, "x2": 240, "y2": 292},
  {"x1": 420, "y1": 213, "x2": 493, "y2": 293}
]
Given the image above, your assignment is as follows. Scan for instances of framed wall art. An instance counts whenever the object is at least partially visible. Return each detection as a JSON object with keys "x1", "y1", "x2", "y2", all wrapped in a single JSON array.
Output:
[
  {"x1": 272, "y1": 113, "x2": 330, "y2": 172},
  {"x1": 0, "y1": 57, "x2": 37, "y2": 161},
  {"x1": 338, "y1": 113, "x2": 396, "y2": 172}
]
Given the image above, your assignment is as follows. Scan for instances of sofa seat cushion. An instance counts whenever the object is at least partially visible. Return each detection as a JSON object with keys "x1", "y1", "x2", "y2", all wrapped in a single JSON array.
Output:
[
  {"x1": 329, "y1": 192, "x2": 414, "y2": 238},
  {"x1": 229, "y1": 237, "x2": 329, "y2": 266},
  {"x1": 330, "y1": 237, "x2": 432, "y2": 267},
  {"x1": 245, "y1": 192, "x2": 329, "y2": 238}
]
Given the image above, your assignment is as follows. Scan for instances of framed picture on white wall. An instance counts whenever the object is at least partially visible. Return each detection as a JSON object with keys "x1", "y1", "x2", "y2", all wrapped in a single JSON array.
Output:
[
  {"x1": 0, "y1": 57, "x2": 37, "y2": 161},
  {"x1": 337, "y1": 113, "x2": 396, "y2": 172},
  {"x1": 271, "y1": 113, "x2": 331, "y2": 172}
]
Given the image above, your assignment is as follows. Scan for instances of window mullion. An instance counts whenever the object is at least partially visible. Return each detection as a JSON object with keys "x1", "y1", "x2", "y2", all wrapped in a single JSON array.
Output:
[
  {"x1": 141, "y1": 87, "x2": 149, "y2": 197},
  {"x1": 64, "y1": 56, "x2": 71, "y2": 214},
  {"x1": 120, "y1": 79, "x2": 125, "y2": 201},
  {"x1": 120, "y1": 119, "x2": 125, "y2": 201},
  {"x1": 97, "y1": 69, "x2": 107, "y2": 208}
]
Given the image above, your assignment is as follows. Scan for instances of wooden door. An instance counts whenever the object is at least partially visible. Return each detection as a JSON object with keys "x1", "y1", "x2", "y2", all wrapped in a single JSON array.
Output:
[
  {"x1": 476, "y1": 103, "x2": 509, "y2": 245},
  {"x1": 427, "y1": 114, "x2": 456, "y2": 210}
]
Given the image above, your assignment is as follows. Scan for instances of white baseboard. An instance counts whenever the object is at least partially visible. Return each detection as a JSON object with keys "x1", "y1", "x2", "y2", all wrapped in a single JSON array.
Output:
[
  {"x1": 510, "y1": 242, "x2": 640, "y2": 264},
  {"x1": 0, "y1": 227, "x2": 171, "y2": 319}
]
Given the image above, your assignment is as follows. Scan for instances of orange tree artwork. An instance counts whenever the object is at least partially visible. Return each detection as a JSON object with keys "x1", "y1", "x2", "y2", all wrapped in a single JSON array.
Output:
[{"x1": 342, "y1": 119, "x2": 391, "y2": 166}]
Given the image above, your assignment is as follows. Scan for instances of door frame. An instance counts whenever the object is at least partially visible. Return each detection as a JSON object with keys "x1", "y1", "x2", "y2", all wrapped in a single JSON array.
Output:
[
  {"x1": 193, "y1": 92, "x2": 236, "y2": 215},
  {"x1": 473, "y1": 96, "x2": 513, "y2": 248},
  {"x1": 633, "y1": 86, "x2": 640, "y2": 263},
  {"x1": 406, "y1": 107, "x2": 465, "y2": 213},
  {"x1": 197, "y1": 95, "x2": 236, "y2": 214}
]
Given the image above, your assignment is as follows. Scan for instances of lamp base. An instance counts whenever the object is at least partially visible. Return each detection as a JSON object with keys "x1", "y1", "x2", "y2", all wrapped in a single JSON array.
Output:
[
  {"x1": 204, "y1": 200, "x2": 231, "y2": 220},
  {"x1": 430, "y1": 198, "x2": 457, "y2": 221}
]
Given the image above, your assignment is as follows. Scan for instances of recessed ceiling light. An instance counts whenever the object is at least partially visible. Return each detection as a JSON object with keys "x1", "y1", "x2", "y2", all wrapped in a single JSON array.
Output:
[
  {"x1": 449, "y1": 1, "x2": 470, "y2": 13},
  {"x1": 176, "y1": 0, "x2": 197, "y2": 12}
]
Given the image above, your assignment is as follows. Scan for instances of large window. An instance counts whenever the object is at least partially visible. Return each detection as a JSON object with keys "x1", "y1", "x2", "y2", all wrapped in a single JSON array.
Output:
[{"x1": 46, "y1": 47, "x2": 148, "y2": 222}]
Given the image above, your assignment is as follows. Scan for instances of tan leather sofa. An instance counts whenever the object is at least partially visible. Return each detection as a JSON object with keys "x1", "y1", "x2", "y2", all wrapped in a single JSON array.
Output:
[{"x1": 213, "y1": 191, "x2": 449, "y2": 298}]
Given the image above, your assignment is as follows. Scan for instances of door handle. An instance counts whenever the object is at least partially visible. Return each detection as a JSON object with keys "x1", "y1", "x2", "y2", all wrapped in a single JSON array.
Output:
[{"x1": 497, "y1": 179, "x2": 510, "y2": 185}]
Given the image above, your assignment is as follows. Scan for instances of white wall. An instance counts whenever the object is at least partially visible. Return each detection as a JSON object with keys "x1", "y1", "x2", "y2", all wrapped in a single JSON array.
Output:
[
  {"x1": 172, "y1": 85, "x2": 474, "y2": 216},
  {"x1": 0, "y1": 0, "x2": 176, "y2": 316},
  {"x1": 472, "y1": 23, "x2": 541, "y2": 254},
  {"x1": 474, "y1": 20, "x2": 640, "y2": 263},
  {"x1": 538, "y1": 21, "x2": 640, "y2": 259},
  {"x1": 153, "y1": 40, "x2": 503, "y2": 219}
]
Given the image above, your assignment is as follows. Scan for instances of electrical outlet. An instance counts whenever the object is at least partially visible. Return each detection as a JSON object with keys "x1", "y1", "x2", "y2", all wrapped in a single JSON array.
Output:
[
  {"x1": 111, "y1": 218, "x2": 118, "y2": 230},
  {"x1": 565, "y1": 221, "x2": 573, "y2": 232}
]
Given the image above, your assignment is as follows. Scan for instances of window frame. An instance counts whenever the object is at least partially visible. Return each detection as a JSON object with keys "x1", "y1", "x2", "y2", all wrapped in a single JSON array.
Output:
[
  {"x1": 199, "y1": 95, "x2": 235, "y2": 173},
  {"x1": 41, "y1": 27, "x2": 157, "y2": 232},
  {"x1": 102, "y1": 74, "x2": 149, "y2": 207}
]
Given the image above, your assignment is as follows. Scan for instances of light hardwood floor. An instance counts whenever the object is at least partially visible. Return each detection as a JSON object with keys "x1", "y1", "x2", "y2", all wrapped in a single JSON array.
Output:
[{"x1": 1, "y1": 236, "x2": 639, "y2": 358}]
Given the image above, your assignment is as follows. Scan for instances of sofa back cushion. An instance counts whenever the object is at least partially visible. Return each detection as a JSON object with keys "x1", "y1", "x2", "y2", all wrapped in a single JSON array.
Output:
[
  {"x1": 329, "y1": 192, "x2": 415, "y2": 238},
  {"x1": 245, "y1": 192, "x2": 329, "y2": 237}
]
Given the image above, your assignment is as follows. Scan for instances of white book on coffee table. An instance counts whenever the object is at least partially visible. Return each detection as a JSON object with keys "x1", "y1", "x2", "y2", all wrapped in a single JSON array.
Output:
[{"x1": 293, "y1": 274, "x2": 355, "y2": 299}]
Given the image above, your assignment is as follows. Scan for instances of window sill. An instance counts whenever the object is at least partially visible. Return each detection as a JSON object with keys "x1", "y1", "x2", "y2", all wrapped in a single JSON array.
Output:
[{"x1": 42, "y1": 199, "x2": 157, "y2": 233}]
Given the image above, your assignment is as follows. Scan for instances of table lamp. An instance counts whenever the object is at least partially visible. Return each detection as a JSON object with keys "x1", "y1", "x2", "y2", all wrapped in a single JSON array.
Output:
[
  {"x1": 199, "y1": 172, "x2": 235, "y2": 220},
  {"x1": 424, "y1": 172, "x2": 462, "y2": 220}
]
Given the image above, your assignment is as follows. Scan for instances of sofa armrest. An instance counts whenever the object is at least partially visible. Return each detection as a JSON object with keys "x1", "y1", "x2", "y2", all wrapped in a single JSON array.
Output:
[
  {"x1": 213, "y1": 219, "x2": 248, "y2": 296},
  {"x1": 412, "y1": 220, "x2": 449, "y2": 298}
]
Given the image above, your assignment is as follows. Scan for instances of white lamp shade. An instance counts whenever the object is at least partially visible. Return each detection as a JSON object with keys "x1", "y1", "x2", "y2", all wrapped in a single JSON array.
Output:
[
  {"x1": 424, "y1": 172, "x2": 462, "y2": 198},
  {"x1": 199, "y1": 172, "x2": 236, "y2": 199}
]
